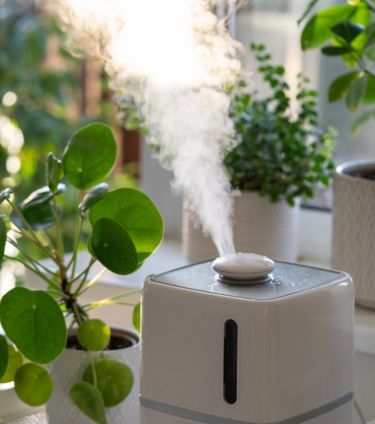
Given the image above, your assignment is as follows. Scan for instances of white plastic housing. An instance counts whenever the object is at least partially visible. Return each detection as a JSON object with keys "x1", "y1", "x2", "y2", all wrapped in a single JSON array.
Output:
[{"x1": 140, "y1": 261, "x2": 354, "y2": 424}]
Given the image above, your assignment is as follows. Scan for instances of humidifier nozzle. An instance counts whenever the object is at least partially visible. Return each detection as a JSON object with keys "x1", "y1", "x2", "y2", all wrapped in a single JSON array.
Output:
[{"x1": 212, "y1": 252, "x2": 275, "y2": 284}]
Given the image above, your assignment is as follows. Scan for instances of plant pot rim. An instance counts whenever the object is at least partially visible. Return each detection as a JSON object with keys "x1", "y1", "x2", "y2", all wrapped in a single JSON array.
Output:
[
  {"x1": 335, "y1": 159, "x2": 375, "y2": 181},
  {"x1": 66, "y1": 325, "x2": 140, "y2": 353}
]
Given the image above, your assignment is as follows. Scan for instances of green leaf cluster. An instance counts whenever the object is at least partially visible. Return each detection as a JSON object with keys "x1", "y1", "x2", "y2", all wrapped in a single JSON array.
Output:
[
  {"x1": 0, "y1": 122, "x2": 163, "y2": 422},
  {"x1": 225, "y1": 44, "x2": 335, "y2": 206},
  {"x1": 300, "y1": 0, "x2": 375, "y2": 131}
]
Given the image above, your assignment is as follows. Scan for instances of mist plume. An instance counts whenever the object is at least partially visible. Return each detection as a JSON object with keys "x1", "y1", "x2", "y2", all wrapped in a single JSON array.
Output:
[{"x1": 47, "y1": 0, "x2": 241, "y2": 256}]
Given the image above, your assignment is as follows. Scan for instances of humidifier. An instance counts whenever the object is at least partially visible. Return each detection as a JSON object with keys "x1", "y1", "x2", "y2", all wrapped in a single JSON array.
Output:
[{"x1": 140, "y1": 253, "x2": 354, "y2": 424}]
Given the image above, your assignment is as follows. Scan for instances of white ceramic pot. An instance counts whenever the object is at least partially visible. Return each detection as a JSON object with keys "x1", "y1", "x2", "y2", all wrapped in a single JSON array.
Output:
[
  {"x1": 332, "y1": 161, "x2": 375, "y2": 308},
  {"x1": 47, "y1": 327, "x2": 140, "y2": 424},
  {"x1": 182, "y1": 191, "x2": 300, "y2": 263}
]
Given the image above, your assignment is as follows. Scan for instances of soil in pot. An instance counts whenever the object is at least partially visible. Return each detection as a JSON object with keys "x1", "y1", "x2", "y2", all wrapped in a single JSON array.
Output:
[
  {"x1": 67, "y1": 332, "x2": 138, "y2": 351},
  {"x1": 344, "y1": 169, "x2": 375, "y2": 180}
]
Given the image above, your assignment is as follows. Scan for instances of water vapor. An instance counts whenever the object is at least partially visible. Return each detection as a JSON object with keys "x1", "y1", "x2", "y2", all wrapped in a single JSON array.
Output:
[{"x1": 46, "y1": 0, "x2": 240, "y2": 256}]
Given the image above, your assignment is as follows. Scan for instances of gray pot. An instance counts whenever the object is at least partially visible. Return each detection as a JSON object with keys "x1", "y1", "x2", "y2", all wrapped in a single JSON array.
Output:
[
  {"x1": 182, "y1": 191, "x2": 300, "y2": 263},
  {"x1": 332, "y1": 160, "x2": 375, "y2": 308}
]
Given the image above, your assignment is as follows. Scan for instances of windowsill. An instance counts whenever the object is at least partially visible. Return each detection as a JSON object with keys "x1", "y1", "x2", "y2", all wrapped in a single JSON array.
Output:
[
  {"x1": 24, "y1": 213, "x2": 375, "y2": 355},
  {"x1": 2, "y1": 209, "x2": 375, "y2": 421}
]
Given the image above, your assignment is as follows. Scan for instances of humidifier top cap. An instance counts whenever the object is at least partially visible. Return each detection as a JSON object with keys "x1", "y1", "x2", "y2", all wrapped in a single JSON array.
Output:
[
  {"x1": 212, "y1": 253, "x2": 274, "y2": 283},
  {"x1": 151, "y1": 257, "x2": 349, "y2": 301}
]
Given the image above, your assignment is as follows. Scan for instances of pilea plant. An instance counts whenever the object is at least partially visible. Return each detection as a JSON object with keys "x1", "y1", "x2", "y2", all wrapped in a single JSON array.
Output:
[
  {"x1": 224, "y1": 43, "x2": 335, "y2": 206},
  {"x1": 0, "y1": 122, "x2": 163, "y2": 423}
]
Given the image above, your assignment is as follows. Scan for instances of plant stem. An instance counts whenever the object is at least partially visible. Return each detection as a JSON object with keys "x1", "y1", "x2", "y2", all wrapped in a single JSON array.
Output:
[
  {"x1": 7, "y1": 236, "x2": 58, "y2": 276},
  {"x1": 71, "y1": 257, "x2": 96, "y2": 294},
  {"x1": 89, "y1": 352, "x2": 98, "y2": 388},
  {"x1": 3, "y1": 253, "x2": 60, "y2": 290},
  {"x1": 72, "y1": 302, "x2": 83, "y2": 325},
  {"x1": 77, "y1": 267, "x2": 107, "y2": 295},
  {"x1": 11, "y1": 227, "x2": 55, "y2": 261},
  {"x1": 6, "y1": 199, "x2": 56, "y2": 261},
  {"x1": 83, "y1": 289, "x2": 141, "y2": 311},
  {"x1": 67, "y1": 217, "x2": 83, "y2": 279},
  {"x1": 70, "y1": 300, "x2": 88, "y2": 328},
  {"x1": 51, "y1": 196, "x2": 64, "y2": 260},
  {"x1": 47, "y1": 289, "x2": 68, "y2": 298}
]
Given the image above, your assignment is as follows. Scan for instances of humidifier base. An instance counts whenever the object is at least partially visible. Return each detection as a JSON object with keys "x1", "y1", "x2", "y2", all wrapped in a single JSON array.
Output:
[{"x1": 140, "y1": 399, "x2": 353, "y2": 424}]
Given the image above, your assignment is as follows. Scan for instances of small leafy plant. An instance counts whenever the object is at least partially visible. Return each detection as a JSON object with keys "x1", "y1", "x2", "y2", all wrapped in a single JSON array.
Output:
[
  {"x1": 224, "y1": 43, "x2": 335, "y2": 206},
  {"x1": 0, "y1": 122, "x2": 163, "y2": 423},
  {"x1": 300, "y1": 0, "x2": 375, "y2": 132}
]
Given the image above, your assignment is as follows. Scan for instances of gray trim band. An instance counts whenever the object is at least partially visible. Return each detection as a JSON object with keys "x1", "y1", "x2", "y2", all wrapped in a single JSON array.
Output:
[{"x1": 140, "y1": 392, "x2": 353, "y2": 424}]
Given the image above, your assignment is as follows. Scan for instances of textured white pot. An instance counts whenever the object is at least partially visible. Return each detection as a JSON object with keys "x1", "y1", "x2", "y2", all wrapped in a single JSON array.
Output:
[
  {"x1": 47, "y1": 327, "x2": 140, "y2": 424},
  {"x1": 182, "y1": 191, "x2": 300, "y2": 263},
  {"x1": 332, "y1": 160, "x2": 375, "y2": 308}
]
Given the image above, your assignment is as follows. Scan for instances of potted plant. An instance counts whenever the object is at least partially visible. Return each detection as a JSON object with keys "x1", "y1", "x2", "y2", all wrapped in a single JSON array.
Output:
[
  {"x1": 300, "y1": 0, "x2": 375, "y2": 307},
  {"x1": 0, "y1": 122, "x2": 163, "y2": 424},
  {"x1": 182, "y1": 43, "x2": 335, "y2": 263}
]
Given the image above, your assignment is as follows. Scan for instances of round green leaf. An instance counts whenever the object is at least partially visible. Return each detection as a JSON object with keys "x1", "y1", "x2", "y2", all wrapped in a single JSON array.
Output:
[
  {"x1": 77, "y1": 319, "x2": 111, "y2": 352},
  {"x1": 63, "y1": 123, "x2": 117, "y2": 190},
  {"x1": 0, "y1": 344, "x2": 23, "y2": 383},
  {"x1": 14, "y1": 363, "x2": 52, "y2": 406},
  {"x1": 91, "y1": 218, "x2": 138, "y2": 275},
  {"x1": 0, "y1": 287, "x2": 67, "y2": 364},
  {"x1": 82, "y1": 357, "x2": 133, "y2": 407},
  {"x1": 78, "y1": 183, "x2": 109, "y2": 217},
  {"x1": 89, "y1": 188, "x2": 163, "y2": 261},
  {"x1": 0, "y1": 335, "x2": 9, "y2": 380},
  {"x1": 132, "y1": 303, "x2": 141, "y2": 333},
  {"x1": 71, "y1": 381, "x2": 107, "y2": 424}
]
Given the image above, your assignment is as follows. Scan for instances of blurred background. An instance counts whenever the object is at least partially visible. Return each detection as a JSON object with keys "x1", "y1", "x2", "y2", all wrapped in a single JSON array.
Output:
[{"x1": 0, "y1": 0, "x2": 373, "y2": 248}]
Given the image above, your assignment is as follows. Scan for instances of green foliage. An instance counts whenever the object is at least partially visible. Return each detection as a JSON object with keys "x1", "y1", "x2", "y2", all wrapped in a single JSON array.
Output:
[
  {"x1": 14, "y1": 363, "x2": 53, "y2": 406},
  {"x1": 71, "y1": 382, "x2": 107, "y2": 424},
  {"x1": 0, "y1": 287, "x2": 67, "y2": 363},
  {"x1": 300, "y1": 0, "x2": 375, "y2": 131},
  {"x1": 225, "y1": 44, "x2": 335, "y2": 205},
  {"x1": 79, "y1": 183, "x2": 109, "y2": 217},
  {"x1": 77, "y1": 319, "x2": 111, "y2": 352},
  {"x1": 0, "y1": 344, "x2": 23, "y2": 383},
  {"x1": 91, "y1": 218, "x2": 139, "y2": 275},
  {"x1": 14, "y1": 184, "x2": 66, "y2": 230},
  {"x1": 47, "y1": 154, "x2": 64, "y2": 193},
  {"x1": 133, "y1": 303, "x2": 141, "y2": 333},
  {"x1": 0, "y1": 217, "x2": 7, "y2": 264},
  {"x1": 82, "y1": 357, "x2": 134, "y2": 407},
  {"x1": 0, "y1": 335, "x2": 9, "y2": 380},
  {"x1": 63, "y1": 123, "x2": 117, "y2": 190},
  {"x1": 89, "y1": 188, "x2": 163, "y2": 262},
  {"x1": 0, "y1": 122, "x2": 163, "y2": 415},
  {"x1": 0, "y1": 189, "x2": 13, "y2": 204}
]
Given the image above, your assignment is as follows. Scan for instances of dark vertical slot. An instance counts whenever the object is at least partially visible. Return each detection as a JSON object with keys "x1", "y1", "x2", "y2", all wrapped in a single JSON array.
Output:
[{"x1": 223, "y1": 319, "x2": 238, "y2": 404}]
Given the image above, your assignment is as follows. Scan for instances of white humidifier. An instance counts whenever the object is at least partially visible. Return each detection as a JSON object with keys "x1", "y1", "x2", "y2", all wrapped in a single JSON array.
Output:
[{"x1": 140, "y1": 253, "x2": 354, "y2": 424}]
